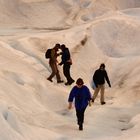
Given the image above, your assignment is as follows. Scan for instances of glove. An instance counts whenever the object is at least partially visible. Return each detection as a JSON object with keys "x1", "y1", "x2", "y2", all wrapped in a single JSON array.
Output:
[
  {"x1": 88, "y1": 100, "x2": 92, "y2": 107},
  {"x1": 58, "y1": 63, "x2": 62, "y2": 66},
  {"x1": 59, "y1": 52, "x2": 63, "y2": 55},
  {"x1": 68, "y1": 102, "x2": 72, "y2": 110}
]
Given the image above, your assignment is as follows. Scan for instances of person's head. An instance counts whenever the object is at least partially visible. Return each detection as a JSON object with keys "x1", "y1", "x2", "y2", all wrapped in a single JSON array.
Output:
[
  {"x1": 60, "y1": 44, "x2": 66, "y2": 51},
  {"x1": 99, "y1": 63, "x2": 105, "y2": 70},
  {"x1": 76, "y1": 78, "x2": 84, "y2": 88},
  {"x1": 54, "y1": 43, "x2": 60, "y2": 51}
]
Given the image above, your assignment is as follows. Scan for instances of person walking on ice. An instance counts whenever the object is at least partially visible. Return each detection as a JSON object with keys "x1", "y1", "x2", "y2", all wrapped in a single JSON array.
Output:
[
  {"x1": 68, "y1": 78, "x2": 92, "y2": 131},
  {"x1": 92, "y1": 63, "x2": 111, "y2": 105},
  {"x1": 47, "y1": 43, "x2": 63, "y2": 83},
  {"x1": 59, "y1": 44, "x2": 75, "y2": 85}
]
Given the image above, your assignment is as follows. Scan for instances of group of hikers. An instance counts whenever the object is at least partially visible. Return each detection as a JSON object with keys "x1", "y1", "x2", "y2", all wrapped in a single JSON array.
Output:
[
  {"x1": 46, "y1": 43, "x2": 111, "y2": 131},
  {"x1": 46, "y1": 43, "x2": 75, "y2": 85}
]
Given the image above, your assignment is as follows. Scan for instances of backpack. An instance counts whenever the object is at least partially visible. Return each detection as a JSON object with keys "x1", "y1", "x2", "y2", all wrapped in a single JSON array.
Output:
[{"x1": 45, "y1": 49, "x2": 52, "y2": 59}]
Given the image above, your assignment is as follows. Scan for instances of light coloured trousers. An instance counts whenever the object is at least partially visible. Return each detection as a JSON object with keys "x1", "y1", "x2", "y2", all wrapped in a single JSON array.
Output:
[
  {"x1": 48, "y1": 62, "x2": 61, "y2": 82},
  {"x1": 93, "y1": 84, "x2": 105, "y2": 103}
]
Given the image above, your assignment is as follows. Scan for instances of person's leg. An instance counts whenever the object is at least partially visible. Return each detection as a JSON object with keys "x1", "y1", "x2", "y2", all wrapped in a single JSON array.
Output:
[
  {"x1": 67, "y1": 64, "x2": 74, "y2": 84},
  {"x1": 92, "y1": 86, "x2": 100, "y2": 102},
  {"x1": 63, "y1": 64, "x2": 69, "y2": 82},
  {"x1": 63, "y1": 63, "x2": 74, "y2": 85},
  {"x1": 48, "y1": 63, "x2": 62, "y2": 83},
  {"x1": 76, "y1": 108, "x2": 86, "y2": 130},
  {"x1": 47, "y1": 63, "x2": 56, "y2": 81},
  {"x1": 76, "y1": 109, "x2": 81, "y2": 125},
  {"x1": 56, "y1": 71, "x2": 63, "y2": 83},
  {"x1": 100, "y1": 84, "x2": 105, "y2": 104},
  {"x1": 63, "y1": 63, "x2": 73, "y2": 83},
  {"x1": 54, "y1": 63, "x2": 62, "y2": 82},
  {"x1": 80, "y1": 109, "x2": 86, "y2": 124}
]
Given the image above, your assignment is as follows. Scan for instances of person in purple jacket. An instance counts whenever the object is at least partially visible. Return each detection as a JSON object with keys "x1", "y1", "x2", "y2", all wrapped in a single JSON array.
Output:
[{"x1": 68, "y1": 78, "x2": 92, "y2": 131}]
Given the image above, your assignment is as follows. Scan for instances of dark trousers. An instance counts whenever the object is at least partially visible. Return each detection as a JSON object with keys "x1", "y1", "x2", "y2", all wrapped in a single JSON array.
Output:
[
  {"x1": 63, "y1": 63, "x2": 73, "y2": 83},
  {"x1": 76, "y1": 108, "x2": 86, "y2": 125}
]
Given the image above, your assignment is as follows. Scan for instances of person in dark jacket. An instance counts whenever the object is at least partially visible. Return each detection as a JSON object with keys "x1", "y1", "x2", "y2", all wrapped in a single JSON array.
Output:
[
  {"x1": 59, "y1": 44, "x2": 74, "y2": 85},
  {"x1": 68, "y1": 78, "x2": 92, "y2": 130},
  {"x1": 92, "y1": 63, "x2": 111, "y2": 105},
  {"x1": 47, "y1": 43, "x2": 63, "y2": 83}
]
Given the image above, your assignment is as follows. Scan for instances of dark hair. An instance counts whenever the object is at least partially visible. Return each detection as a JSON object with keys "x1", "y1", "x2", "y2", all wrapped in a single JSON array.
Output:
[
  {"x1": 100, "y1": 63, "x2": 105, "y2": 69},
  {"x1": 55, "y1": 43, "x2": 60, "y2": 46},
  {"x1": 54, "y1": 43, "x2": 60, "y2": 51},
  {"x1": 76, "y1": 78, "x2": 84, "y2": 85},
  {"x1": 60, "y1": 44, "x2": 66, "y2": 50}
]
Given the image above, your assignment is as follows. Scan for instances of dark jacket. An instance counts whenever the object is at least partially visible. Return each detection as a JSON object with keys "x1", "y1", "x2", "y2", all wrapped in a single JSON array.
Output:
[
  {"x1": 59, "y1": 48, "x2": 71, "y2": 65},
  {"x1": 93, "y1": 69, "x2": 111, "y2": 87},
  {"x1": 68, "y1": 85, "x2": 92, "y2": 110}
]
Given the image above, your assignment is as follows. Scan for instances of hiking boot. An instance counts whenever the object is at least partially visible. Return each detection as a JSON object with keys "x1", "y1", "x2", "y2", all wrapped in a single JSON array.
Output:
[
  {"x1": 65, "y1": 80, "x2": 75, "y2": 86},
  {"x1": 79, "y1": 124, "x2": 83, "y2": 131},
  {"x1": 68, "y1": 79, "x2": 75, "y2": 85},
  {"x1": 65, "y1": 82, "x2": 69, "y2": 85},
  {"x1": 57, "y1": 80, "x2": 64, "y2": 83},
  {"x1": 101, "y1": 101, "x2": 106, "y2": 105},
  {"x1": 47, "y1": 78, "x2": 53, "y2": 82}
]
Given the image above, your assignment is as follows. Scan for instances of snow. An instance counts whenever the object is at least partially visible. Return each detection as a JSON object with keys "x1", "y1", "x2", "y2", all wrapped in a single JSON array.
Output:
[{"x1": 0, "y1": 0, "x2": 140, "y2": 140}]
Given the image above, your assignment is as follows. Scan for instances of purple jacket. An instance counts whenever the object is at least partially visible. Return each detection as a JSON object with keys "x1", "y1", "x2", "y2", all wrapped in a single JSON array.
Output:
[{"x1": 68, "y1": 85, "x2": 92, "y2": 110}]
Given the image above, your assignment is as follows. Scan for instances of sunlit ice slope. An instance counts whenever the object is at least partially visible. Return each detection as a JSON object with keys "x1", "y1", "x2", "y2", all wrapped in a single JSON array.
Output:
[
  {"x1": 0, "y1": 0, "x2": 140, "y2": 140},
  {"x1": 0, "y1": 14, "x2": 140, "y2": 139},
  {"x1": 0, "y1": 0, "x2": 140, "y2": 28},
  {"x1": 0, "y1": 0, "x2": 67, "y2": 28}
]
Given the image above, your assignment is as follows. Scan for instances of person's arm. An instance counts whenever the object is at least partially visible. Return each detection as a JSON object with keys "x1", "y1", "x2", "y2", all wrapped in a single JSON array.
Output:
[
  {"x1": 59, "y1": 61, "x2": 63, "y2": 65},
  {"x1": 68, "y1": 102, "x2": 73, "y2": 109},
  {"x1": 87, "y1": 87, "x2": 92, "y2": 101},
  {"x1": 59, "y1": 53, "x2": 63, "y2": 65},
  {"x1": 85, "y1": 86, "x2": 92, "y2": 106},
  {"x1": 104, "y1": 71, "x2": 111, "y2": 87},
  {"x1": 93, "y1": 70, "x2": 98, "y2": 88},
  {"x1": 68, "y1": 87, "x2": 75, "y2": 109},
  {"x1": 59, "y1": 52, "x2": 64, "y2": 65}
]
